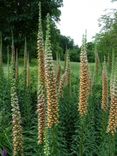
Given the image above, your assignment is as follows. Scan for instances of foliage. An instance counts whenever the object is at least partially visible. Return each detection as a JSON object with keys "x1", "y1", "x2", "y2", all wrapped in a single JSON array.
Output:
[
  {"x1": 95, "y1": 9, "x2": 117, "y2": 62},
  {"x1": 0, "y1": 0, "x2": 63, "y2": 59}
]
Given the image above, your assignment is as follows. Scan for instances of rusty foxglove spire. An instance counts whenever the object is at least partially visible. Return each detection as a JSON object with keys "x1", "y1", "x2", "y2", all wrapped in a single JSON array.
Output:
[
  {"x1": 78, "y1": 35, "x2": 89, "y2": 116},
  {"x1": 11, "y1": 32, "x2": 24, "y2": 156},
  {"x1": 45, "y1": 14, "x2": 58, "y2": 128},
  {"x1": 37, "y1": 2, "x2": 46, "y2": 144},
  {"x1": 107, "y1": 76, "x2": 117, "y2": 135}
]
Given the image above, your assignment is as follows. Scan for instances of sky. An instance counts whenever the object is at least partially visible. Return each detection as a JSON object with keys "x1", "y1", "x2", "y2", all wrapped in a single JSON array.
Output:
[{"x1": 57, "y1": 0, "x2": 117, "y2": 46}]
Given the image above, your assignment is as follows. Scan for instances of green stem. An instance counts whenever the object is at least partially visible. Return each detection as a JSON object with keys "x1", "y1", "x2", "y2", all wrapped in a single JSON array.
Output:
[
  {"x1": 109, "y1": 134, "x2": 115, "y2": 156},
  {"x1": 79, "y1": 117, "x2": 84, "y2": 156}
]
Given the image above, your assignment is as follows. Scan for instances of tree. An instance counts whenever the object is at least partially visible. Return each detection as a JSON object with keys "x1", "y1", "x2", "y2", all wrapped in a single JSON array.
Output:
[
  {"x1": 86, "y1": 42, "x2": 95, "y2": 62},
  {"x1": 0, "y1": 0, "x2": 63, "y2": 57},
  {"x1": 95, "y1": 8, "x2": 117, "y2": 61},
  {"x1": 60, "y1": 35, "x2": 75, "y2": 53}
]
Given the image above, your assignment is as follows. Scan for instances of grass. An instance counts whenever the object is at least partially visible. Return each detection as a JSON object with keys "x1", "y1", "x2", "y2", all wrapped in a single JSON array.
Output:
[{"x1": 3, "y1": 59, "x2": 95, "y2": 78}]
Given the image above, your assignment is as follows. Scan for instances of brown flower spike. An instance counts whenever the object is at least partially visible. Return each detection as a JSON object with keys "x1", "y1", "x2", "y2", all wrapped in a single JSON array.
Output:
[
  {"x1": 37, "y1": 82, "x2": 46, "y2": 144},
  {"x1": 78, "y1": 37, "x2": 89, "y2": 116},
  {"x1": 45, "y1": 14, "x2": 58, "y2": 128},
  {"x1": 107, "y1": 77, "x2": 117, "y2": 135},
  {"x1": 11, "y1": 33, "x2": 24, "y2": 156},
  {"x1": 37, "y1": 2, "x2": 46, "y2": 144}
]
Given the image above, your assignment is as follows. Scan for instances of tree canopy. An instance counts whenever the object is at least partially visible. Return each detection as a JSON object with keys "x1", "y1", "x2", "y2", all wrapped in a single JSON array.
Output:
[
  {"x1": 0, "y1": 0, "x2": 63, "y2": 55},
  {"x1": 1, "y1": 0, "x2": 96, "y2": 62},
  {"x1": 95, "y1": 8, "x2": 117, "y2": 62}
]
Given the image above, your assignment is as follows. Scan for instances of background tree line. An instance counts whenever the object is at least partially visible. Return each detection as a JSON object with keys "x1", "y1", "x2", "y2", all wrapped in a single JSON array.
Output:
[
  {"x1": 0, "y1": 0, "x2": 96, "y2": 62},
  {"x1": 95, "y1": 0, "x2": 117, "y2": 63}
]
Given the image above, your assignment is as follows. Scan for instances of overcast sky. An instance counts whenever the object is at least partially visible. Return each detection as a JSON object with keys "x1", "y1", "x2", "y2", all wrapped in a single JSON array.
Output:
[{"x1": 57, "y1": 0, "x2": 117, "y2": 46}]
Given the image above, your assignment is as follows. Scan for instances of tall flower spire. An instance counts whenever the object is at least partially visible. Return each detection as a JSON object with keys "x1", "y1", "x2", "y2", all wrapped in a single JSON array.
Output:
[
  {"x1": 78, "y1": 35, "x2": 89, "y2": 116},
  {"x1": 107, "y1": 75, "x2": 117, "y2": 135},
  {"x1": 37, "y1": 1, "x2": 45, "y2": 86},
  {"x1": 37, "y1": 2, "x2": 46, "y2": 144},
  {"x1": 10, "y1": 32, "x2": 24, "y2": 156},
  {"x1": 45, "y1": 14, "x2": 58, "y2": 128}
]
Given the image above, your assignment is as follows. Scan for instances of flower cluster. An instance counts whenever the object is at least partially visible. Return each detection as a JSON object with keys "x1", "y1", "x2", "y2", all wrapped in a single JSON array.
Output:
[
  {"x1": 78, "y1": 39, "x2": 89, "y2": 116},
  {"x1": 45, "y1": 14, "x2": 58, "y2": 128},
  {"x1": 107, "y1": 77, "x2": 117, "y2": 135},
  {"x1": 10, "y1": 34, "x2": 24, "y2": 156},
  {"x1": 37, "y1": 2, "x2": 46, "y2": 144}
]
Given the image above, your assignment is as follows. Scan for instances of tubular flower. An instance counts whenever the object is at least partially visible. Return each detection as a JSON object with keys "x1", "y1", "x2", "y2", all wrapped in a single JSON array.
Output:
[
  {"x1": 11, "y1": 33, "x2": 23, "y2": 156},
  {"x1": 45, "y1": 14, "x2": 58, "y2": 128},
  {"x1": 37, "y1": 2, "x2": 46, "y2": 144},
  {"x1": 102, "y1": 60, "x2": 108, "y2": 111},
  {"x1": 78, "y1": 41, "x2": 89, "y2": 116},
  {"x1": 107, "y1": 77, "x2": 117, "y2": 135},
  {"x1": 11, "y1": 80, "x2": 24, "y2": 156},
  {"x1": 37, "y1": 2, "x2": 45, "y2": 86},
  {"x1": 37, "y1": 82, "x2": 46, "y2": 144}
]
